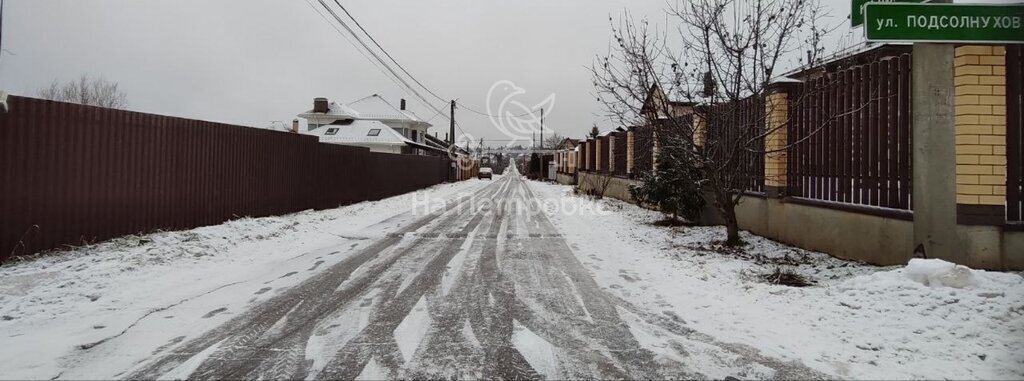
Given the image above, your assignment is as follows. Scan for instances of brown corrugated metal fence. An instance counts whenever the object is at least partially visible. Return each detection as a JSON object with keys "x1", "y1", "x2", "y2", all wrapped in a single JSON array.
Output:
[{"x1": 0, "y1": 96, "x2": 453, "y2": 260}]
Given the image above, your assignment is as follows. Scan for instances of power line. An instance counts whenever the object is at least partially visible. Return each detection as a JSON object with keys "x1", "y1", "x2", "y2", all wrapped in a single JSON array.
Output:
[
  {"x1": 456, "y1": 101, "x2": 537, "y2": 118},
  {"x1": 325, "y1": 0, "x2": 471, "y2": 141},
  {"x1": 308, "y1": 0, "x2": 473, "y2": 141},
  {"x1": 313, "y1": 0, "x2": 449, "y2": 126},
  {"x1": 304, "y1": 0, "x2": 409, "y2": 98},
  {"x1": 330, "y1": 0, "x2": 448, "y2": 104}
]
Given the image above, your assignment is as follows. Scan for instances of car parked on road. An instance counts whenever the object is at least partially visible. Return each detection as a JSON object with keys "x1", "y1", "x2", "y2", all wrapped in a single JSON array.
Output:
[{"x1": 478, "y1": 167, "x2": 493, "y2": 179}]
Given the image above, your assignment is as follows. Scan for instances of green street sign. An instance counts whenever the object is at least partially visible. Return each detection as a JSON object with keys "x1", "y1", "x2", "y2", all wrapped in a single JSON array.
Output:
[
  {"x1": 865, "y1": 3, "x2": 1024, "y2": 43},
  {"x1": 851, "y1": 0, "x2": 926, "y2": 27}
]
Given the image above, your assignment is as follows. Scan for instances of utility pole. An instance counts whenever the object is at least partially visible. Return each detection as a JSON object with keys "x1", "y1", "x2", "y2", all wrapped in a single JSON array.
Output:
[
  {"x1": 540, "y1": 108, "x2": 544, "y2": 149},
  {"x1": 449, "y1": 100, "x2": 456, "y2": 146},
  {"x1": 912, "y1": 0, "x2": 958, "y2": 263},
  {"x1": 0, "y1": 0, "x2": 5, "y2": 59}
]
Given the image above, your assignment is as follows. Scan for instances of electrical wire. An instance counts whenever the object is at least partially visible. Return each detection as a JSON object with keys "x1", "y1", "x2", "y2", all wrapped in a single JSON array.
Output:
[
  {"x1": 304, "y1": 0, "x2": 410, "y2": 100},
  {"x1": 313, "y1": 0, "x2": 450, "y2": 126},
  {"x1": 331, "y1": 0, "x2": 448, "y2": 104},
  {"x1": 456, "y1": 101, "x2": 537, "y2": 118},
  {"x1": 308, "y1": 0, "x2": 477, "y2": 142},
  {"x1": 326, "y1": 0, "x2": 474, "y2": 140}
]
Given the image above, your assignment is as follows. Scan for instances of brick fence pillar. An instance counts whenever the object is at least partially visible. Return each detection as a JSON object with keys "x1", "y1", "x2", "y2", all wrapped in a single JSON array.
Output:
[
  {"x1": 608, "y1": 133, "x2": 617, "y2": 174},
  {"x1": 692, "y1": 114, "x2": 706, "y2": 148},
  {"x1": 954, "y1": 45, "x2": 1007, "y2": 225},
  {"x1": 764, "y1": 83, "x2": 791, "y2": 197}
]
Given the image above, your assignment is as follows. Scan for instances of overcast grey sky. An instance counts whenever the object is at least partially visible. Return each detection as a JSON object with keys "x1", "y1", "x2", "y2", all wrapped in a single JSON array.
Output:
[{"x1": 0, "y1": 0, "x2": 863, "y2": 144}]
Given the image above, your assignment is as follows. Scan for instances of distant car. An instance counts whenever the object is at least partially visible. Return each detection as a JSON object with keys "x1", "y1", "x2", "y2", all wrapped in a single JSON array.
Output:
[{"x1": 478, "y1": 167, "x2": 493, "y2": 180}]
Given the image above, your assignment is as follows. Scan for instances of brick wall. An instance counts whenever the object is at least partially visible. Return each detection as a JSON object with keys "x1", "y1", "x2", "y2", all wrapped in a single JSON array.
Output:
[{"x1": 954, "y1": 45, "x2": 1007, "y2": 223}]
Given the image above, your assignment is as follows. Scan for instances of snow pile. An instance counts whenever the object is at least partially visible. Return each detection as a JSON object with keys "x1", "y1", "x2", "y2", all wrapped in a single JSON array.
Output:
[
  {"x1": 530, "y1": 181, "x2": 1024, "y2": 380},
  {"x1": 901, "y1": 258, "x2": 975, "y2": 288}
]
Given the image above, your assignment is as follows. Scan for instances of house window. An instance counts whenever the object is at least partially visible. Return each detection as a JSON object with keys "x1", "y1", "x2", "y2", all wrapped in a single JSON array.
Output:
[
  {"x1": 308, "y1": 123, "x2": 320, "y2": 131},
  {"x1": 325, "y1": 128, "x2": 339, "y2": 135},
  {"x1": 330, "y1": 119, "x2": 354, "y2": 126},
  {"x1": 411, "y1": 130, "x2": 418, "y2": 142},
  {"x1": 367, "y1": 128, "x2": 381, "y2": 136}
]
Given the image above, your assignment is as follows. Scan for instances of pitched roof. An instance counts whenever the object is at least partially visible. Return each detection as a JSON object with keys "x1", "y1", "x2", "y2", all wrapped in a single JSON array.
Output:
[
  {"x1": 298, "y1": 94, "x2": 432, "y2": 128},
  {"x1": 347, "y1": 94, "x2": 427, "y2": 124},
  {"x1": 311, "y1": 120, "x2": 408, "y2": 146}
]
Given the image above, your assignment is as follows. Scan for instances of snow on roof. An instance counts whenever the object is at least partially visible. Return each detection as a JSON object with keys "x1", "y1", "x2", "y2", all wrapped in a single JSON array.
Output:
[
  {"x1": 599, "y1": 127, "x2": 627, "y2": 137},
  {"x1": 310, "y1": 120, "x2": 410, "y2": 146},
  {"x1": 347, "y1": 95, "x2": 427, "y2": 124},
  {"x1": 298, "y1": 94, "x2": 432, "y2": 128},
  {"x1": 299, "y1": 101, "x2": 360, "y2": 119}
]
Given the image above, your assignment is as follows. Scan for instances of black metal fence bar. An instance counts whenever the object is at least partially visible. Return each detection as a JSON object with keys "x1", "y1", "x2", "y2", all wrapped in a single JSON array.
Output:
[{"x1": 1008, "y1": 45, "x2": 1023, "y2": 222}]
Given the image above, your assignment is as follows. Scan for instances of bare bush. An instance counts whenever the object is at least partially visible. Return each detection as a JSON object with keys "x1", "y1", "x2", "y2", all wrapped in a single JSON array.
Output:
[{"x1": 580, "y1": 172, "x2": 614, "y2": 199}]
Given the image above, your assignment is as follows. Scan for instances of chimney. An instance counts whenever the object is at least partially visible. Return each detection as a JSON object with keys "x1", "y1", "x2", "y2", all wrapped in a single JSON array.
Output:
[
  {"x1": 291, "y1": 119, "x2": 299, "y2": 134},
  {"x1": 313, "y1": 97, "x2": 329, "y2": 113},
  {"x1": 400, "y1": 98, "x2": 407, "y2": 110}
]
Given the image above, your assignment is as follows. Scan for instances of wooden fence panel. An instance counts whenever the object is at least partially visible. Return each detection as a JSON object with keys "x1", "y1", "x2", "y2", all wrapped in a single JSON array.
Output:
[
  {"x1": 787, "y1": 53, "x2": 912, "y2": 211},
  {"x1": 704, "y1": 97, "x2": 765, "y2": 194}
]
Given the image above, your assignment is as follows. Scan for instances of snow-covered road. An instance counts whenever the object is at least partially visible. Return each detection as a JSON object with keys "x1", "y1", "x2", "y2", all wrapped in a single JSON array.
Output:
[
  {"x1": 3, "y1": 164, "x2": 1022, "y2": 380},
  {"x1": 105, "y1": 168, "x2": 820, "y2": 379}
]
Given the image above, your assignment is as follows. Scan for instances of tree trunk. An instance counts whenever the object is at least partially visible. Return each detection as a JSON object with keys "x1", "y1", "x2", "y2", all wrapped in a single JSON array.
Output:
[{"x1": 721, "y1": 201, "x2": 742, "y2": 246}]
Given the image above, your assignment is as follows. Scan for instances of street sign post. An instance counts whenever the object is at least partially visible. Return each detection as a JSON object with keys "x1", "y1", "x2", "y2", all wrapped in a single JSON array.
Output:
[
  {"x1": 851, "y1": 0, "x2": 927, "y2": 27},
  {"x1": 864, "y1": 3, "x2": 1024, "y2": 43}
]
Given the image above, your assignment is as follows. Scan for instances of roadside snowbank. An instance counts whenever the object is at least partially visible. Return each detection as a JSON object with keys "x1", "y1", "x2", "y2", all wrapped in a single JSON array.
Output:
[
  {"x1": 0, "y1": 179, "x2": 487, "y2": 380},
  {"x1": 531, "y1": 181, "x2": 1024, "y2": 380}
]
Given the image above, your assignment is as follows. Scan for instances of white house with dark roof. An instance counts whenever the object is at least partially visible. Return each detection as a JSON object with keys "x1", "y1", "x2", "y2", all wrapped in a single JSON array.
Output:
[{"x1": 297, "y1": 95, "x2": 442, "y2": 155}]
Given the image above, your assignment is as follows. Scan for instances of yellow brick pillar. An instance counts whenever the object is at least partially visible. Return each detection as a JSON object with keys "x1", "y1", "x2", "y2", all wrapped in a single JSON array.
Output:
[
  {"x1": 651, "y1": 127, "x2": 660, "y2": 168},
  {"x1": 569, "y1": 146, "x2": 576, "y2": 174},
  {"x1": 763, "y1": 84, "x2": 791, "y2": 198},
  {"x1": 595, "y1": 137, "x2": 604, "y2": 172},
  {"x1": 608, "y1": 134, "x2": 617, "y2": 174},
  {"x1": 692, "y1": 114, "x2": 707, "y2": 148},
  {"x1": 955, "y1": 45, "x2": 1007, "y2": 225}
]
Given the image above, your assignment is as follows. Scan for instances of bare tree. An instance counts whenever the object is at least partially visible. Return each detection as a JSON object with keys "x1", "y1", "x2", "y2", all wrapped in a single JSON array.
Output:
[
  {"x1": 37, "y1": 75, "x2": 128, "y2": 109},
  {"x1": 544, "y1": 132, "x2": 565, "y2": 149},
  {"x1": 593, "y1": 0, "x2": 834, "y2": 245}
]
